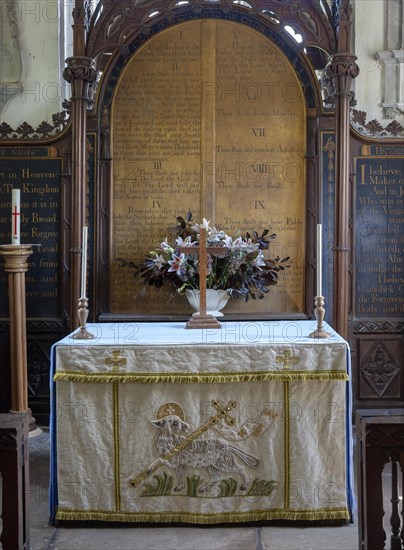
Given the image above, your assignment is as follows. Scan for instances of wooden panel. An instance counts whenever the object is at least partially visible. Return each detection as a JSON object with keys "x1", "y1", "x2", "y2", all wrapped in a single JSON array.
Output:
[
  {"x1": 356, "y1": 410, "x2": 404, "y2": 550},
  {"x1": 0, "y1": 412, "x2": 30, "y2": 550},
  {"x1": 356, "y1": 335, "x2": 403, "y2": 401}
]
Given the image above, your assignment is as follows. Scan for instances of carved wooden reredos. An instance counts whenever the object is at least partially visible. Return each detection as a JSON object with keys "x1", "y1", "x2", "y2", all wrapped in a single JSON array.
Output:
[{"x1": 65, "y1": 0, "x2": 356, "y2": 335}]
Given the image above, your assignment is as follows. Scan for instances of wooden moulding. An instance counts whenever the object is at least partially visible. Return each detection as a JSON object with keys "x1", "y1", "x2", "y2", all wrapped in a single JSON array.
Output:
[{"x1": 185, "y1": 314, "x2": 221, "y2": 330}]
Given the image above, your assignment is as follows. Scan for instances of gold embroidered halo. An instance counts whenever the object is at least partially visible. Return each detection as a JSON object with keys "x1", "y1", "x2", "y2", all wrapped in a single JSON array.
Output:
[{"x1": 155, "y1": 402, "x2": 185, "y2": 421}]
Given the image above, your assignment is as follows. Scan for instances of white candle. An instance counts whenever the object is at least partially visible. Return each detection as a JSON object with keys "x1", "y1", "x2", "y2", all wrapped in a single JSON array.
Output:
[
  {"x1": 11, "y1": 189, "x2": 21, "y2": 245},
  {"x1": 316, "y1": 223, "x2": 322, "y2": 297},
  {"x1": 80, "y1": 226, "x2": 88, "y2": 298}
]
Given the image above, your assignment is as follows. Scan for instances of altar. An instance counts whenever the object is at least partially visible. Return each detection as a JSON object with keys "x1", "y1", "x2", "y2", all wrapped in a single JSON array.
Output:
[{"x1": 49, "y1": 321, "x2": 354, "y2": 525}]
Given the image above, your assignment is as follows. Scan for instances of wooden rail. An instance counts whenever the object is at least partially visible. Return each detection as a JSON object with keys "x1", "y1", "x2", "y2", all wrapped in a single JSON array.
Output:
[
  {"x1": 0, "y1": 412, "x2": 29, "y2": 550},
  {"x1": 357, "y1": 409, "x2": 404, "y2": 550}
]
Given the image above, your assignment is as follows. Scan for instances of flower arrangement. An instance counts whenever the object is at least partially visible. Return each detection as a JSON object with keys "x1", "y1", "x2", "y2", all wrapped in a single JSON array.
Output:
[{"x1": 119, "y1": 212, "x2": 291, "y2": 302}]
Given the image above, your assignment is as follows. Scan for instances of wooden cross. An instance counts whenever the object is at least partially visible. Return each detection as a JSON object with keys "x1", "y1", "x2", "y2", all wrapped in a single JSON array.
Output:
[
  {"x1": 276, "y1": 349, "x2": 299, "y2": 370},
  {"x1": 178, "y1": 227, "x2": 228, "y2": 329}
]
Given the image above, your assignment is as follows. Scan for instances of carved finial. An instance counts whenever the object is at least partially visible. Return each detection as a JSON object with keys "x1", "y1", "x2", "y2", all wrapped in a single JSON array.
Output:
[{"x1": 334, "y1": 0, "x2": 353, "y2": 52}]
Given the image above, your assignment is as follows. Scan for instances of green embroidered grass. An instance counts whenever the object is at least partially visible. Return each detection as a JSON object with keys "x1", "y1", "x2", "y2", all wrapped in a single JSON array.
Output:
[
  {"x1": 186, "y1": 474, "x2": 205, "y2": 496},
  {"x1": 247, "y1": 479, "x2": 277, "y2": 496},
  {"x1": 139, "y1": 473, "x2": 277, "y2": 498},
  {"x1": 140, "y1": 472, "x2": 173, "y2": 496},
  {"x1": 218, "y1": 477, "x2": 238, "y2": 497}
]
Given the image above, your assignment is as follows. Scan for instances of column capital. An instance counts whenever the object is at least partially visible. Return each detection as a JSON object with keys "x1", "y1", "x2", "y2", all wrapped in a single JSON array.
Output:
[
  {"x1": 375, "y1": 51, "x2": 396, "y2": 63},
  {"x1": 326, "y1": 53, "x2": 360, "y2": 96},
  {"x1": 326, "y1": 53, "x2": 360, "y2": 79},
  {"x1": 392, "y1": 50, "x2": 404, "y2": 62},
  {"x1": 0, "y1": 245, "x2": 33, "y2": 273},
  {"x1": 63, "y1": 56, "x2": 97, "y2": 104},
  {"x1": 63, "y1": 56, "x2": 97, "y2": 85}
]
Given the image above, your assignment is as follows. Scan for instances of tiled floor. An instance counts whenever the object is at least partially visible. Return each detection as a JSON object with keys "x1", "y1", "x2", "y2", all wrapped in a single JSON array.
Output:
[{"x1": 27, "y1": 429, "x2": 359, "y2": 550}]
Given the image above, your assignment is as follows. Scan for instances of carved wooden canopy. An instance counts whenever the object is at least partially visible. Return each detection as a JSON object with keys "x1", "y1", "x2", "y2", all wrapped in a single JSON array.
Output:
[{"x1": 85, "y1": 0, "x2": 338, "y2": 64}]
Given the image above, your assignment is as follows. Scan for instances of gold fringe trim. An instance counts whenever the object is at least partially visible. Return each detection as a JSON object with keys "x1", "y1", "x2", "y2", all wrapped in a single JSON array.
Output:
[
  {"x1": 54, "y1": 370, "x2": 349, "y2": 384},
  {"x1": 284, "y1": 381, "x2": 290, "y2": 509},
  {"x1": 56, "y1": 507, "x2": 350, "y2": 524},
  {"x1": 113, "y1": 383, "x2": 121, "y2": 511}
]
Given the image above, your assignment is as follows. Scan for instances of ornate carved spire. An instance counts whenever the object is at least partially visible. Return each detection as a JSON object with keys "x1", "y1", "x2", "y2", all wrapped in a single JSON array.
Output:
[{"x1": 332, "y1": 0, "x2": 353, "y2": 53}]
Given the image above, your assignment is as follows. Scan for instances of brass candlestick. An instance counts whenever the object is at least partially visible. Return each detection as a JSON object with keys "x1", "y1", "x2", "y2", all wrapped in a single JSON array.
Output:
[
  {"x1": 72, "y1": 297, "x2": 95, "y2": 339},
  {"x1": 309, "y1": 296, "x2": 331, "y2": 339}
]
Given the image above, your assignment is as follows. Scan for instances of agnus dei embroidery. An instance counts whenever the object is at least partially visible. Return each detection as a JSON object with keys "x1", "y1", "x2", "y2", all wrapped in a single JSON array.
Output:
[
  {"x1": 129, "y1": 400, "x2": 278, "y2": 498},
  {"x1": 147, "y1": 414, "x2": 262, "y2": 493}
]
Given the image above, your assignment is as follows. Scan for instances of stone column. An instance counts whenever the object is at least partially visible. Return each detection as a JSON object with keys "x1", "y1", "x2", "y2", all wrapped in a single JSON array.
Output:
[
  {"x1": 394, "y1": 50, "x2": 404, "y2": 106},
  {"x1": 326, "y1": 53, "x2": 359, "y2": 339},
  {"x1": 374, "y1": 50, "x2": 402, "y2": 119},
  {"x1": 63, "y1": 56, "x2": 96, "y2": 329}
]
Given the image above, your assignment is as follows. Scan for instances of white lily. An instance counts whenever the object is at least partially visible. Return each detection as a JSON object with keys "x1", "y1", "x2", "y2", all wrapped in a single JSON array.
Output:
[
  {"x1": 192, "y1": 218, "x2": 210, "y2": 232},
  {"x1": 159, "y1": 238, "x2": 173, "y2": 251},
  {"x1": 175, "y1": 236, "x2": 197, "y2": 247},
  {"x1": 253, "y1": 250, "x2": 266, "y2": 269},
  {"x1": 223, "y1": 235, "x2": 233, "y2": 248},
  {"x1": 167, "y1": 253, "x2": 186, "y2": 273},
  {"x1": 153, "y1": 254, "x2": 166, "y2": 269}
]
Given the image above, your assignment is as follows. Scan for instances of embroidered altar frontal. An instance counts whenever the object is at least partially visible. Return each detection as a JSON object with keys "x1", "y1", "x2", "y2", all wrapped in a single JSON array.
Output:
[{"x1": 51, "y1": 321, "x2": 352, "y2": 525}]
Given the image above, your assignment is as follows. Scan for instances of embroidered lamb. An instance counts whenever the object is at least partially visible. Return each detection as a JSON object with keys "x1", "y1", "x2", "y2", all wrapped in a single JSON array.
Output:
[{"x1": 148, "y1": 414, "x2": 262, "y2": 493}]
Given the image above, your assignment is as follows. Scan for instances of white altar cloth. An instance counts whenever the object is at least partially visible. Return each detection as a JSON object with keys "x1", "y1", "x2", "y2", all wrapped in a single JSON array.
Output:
[{"x1": 49, "y1": 321, "x2": 354, "y2": 525}]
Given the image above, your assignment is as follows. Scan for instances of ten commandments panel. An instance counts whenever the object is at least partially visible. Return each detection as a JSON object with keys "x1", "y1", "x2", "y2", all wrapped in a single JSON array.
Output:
[{"x1": 110, "y1": 20, "x2": 306, "y2": 315}]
